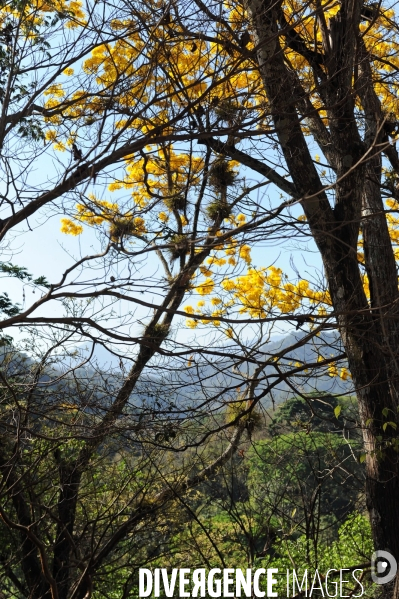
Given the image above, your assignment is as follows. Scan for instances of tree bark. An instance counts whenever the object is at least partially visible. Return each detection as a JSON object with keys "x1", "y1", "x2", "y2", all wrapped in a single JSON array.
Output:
[{"x1": 245, "y1": 0, "x2": 399, "y2": 590}]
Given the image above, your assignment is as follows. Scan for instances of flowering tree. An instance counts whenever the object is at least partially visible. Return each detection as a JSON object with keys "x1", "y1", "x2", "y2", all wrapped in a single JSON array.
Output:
[{"x1": 1, "y1": 0, "x2": 399, "y2": 596}]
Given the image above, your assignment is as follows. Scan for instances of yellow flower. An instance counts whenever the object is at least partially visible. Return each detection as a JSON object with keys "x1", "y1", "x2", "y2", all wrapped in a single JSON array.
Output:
[
  {"x1": 239, "y1": 244, "x2": 251, "y2": 264},
  {"x1": 340, "y1": 367, "x2": 351, "y2": 381},
  {"x1": 54, "y1": 141, "x2": 66, "y2": 152},
  {"x1": 60, "y1": 218, "x2": 83, "y2": 236},
  {"x1": 328, "y1": 363, "x2": 338, "y2": 377},
  {"x1": 199, "y1": 266, "x2": 213, "y2": 277},
  {"x1": 45, "y1": 129, "x2": 57, "y2": 142},
  {"x1": 158, "y1": 211, "x2": 169, "y2": 222},
  {"x1": 44, "y1": 84, "x2": 65, "y2": 98},
  {"x1": 211, "y1": 297, "x2": 222, "y2": 306},
  {"x1": 221, "y1": 279, "x2": 236, "y2": 291},
  {"x1": 133, "y1": 217, "x2": 146, "y2": 233},
  {"x1": 207, "y1": 256, "x2": 226, "y2": 267},
  {"x1": 196, "y1": 278, "x2": 214, "y2": 295}
]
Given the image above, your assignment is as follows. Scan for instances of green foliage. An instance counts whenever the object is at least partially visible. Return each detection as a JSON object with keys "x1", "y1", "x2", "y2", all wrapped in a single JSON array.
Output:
[
  {"x1": 269, "y1": 394, "x2": 354, "y2": 435},
  {"x1": 0, "y1": 262, "x2": 50, "y2": 318},
  {"x1": 208, "y1": 158, "x2": 237, "y2": 190},
  {"x1": 17, "y1": 117, "x2": 46, "y2": 141},
  {"x1": 0, "y1": 292, "x2": 20, "y2": 317},
  {"x1": 168, "y1": 234, "x2": 189, "y2": 260},
  {"x1": 264, "y1": 514, "x2": 374, "y2": 597},
  {"x1": 0, "y1": 334, "x2": 12, "y2": 346},
  {"x1": 248, "y1": 431, "x2": 362, "y2": 528},
  {"x1": 0, "y1": 261, "x2": 50, "y2": 286},
  {"x1": 206, "y1": 198, "x2": 231, "y2": 220},
  {"x1": 164, "y1": 194, "x2": 186, "y2": 212}
]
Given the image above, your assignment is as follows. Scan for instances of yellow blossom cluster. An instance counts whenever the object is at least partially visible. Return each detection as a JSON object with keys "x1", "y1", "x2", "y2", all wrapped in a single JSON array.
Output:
[
  {"x1": 60, "y1": 195, "x2": 146, "y2": 238},
  {"x1": 340, "y1": 367, "x2": 351, "y2": 381},
  {"x1": 386, "y1": 199, "x2": 399, "y2": 260},
  {"x1": 226, "y1": 0, "x2": 399, "y2": 125},
  {"x1": 221, "y1": 267, "x2": 331, "y2": 319},
  {"x1": 60, "y1": 218, "x2": 83, "y2": 236},
  {"x1": 108, "y1": 147, "x2": 203, "y2": 217},
  {"x1": 158, "y1": 212, "x2": 169, "y2": 223},
  {"x1": 184, "y1": 263, "x2": 332, "y2": 330},
  {"x1": 35, "y1": 0, "x2": 399, "y2": 159},
  {"x1": 327, "y1": 363, "x2": 352, "y2": 380},
  {"x1": 196, "y1": 278, "x2": 215, "y2": 296},
  {"x1": 75, "y1": 198, "x2": 119, "y2": 226},
  {"x1": 186, "y1": 193, "x2": 399, "y2": 335},
  {"x1": 239, "y1": 244, "x2": 251, "y2": 264}
]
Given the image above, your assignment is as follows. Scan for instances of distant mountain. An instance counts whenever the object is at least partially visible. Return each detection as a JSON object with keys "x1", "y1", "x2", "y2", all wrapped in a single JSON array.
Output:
[
  {"x1": 119, "y1": 329, "x2": 352, "y2": 414},
  {"x1": 0, "y1": 330, "x2": 352, "y2": 421}
]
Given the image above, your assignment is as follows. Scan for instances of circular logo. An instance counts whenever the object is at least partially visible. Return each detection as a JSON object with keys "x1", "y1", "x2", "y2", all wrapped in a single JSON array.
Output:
[{"x1": 371, "y1": 550, "x2": 397, "y2": 584}]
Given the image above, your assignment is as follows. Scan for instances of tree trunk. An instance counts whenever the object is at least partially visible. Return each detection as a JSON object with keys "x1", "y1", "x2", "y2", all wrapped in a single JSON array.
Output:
[{"x1": 246, "y1": 0, "x2": 399, "y2": 590}]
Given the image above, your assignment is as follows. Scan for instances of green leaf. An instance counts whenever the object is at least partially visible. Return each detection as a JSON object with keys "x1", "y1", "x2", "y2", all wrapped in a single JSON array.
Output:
[
  {"x1": 334, "y1": 405, "x2": 341, "y2": 418},
  {"x1": 359, "y1": 453, "x2": 366, "y2": 463},
  {"x1": 0, "y1": 262, "x2": 31, "y2": 281},
  {"x1": 0, "y1": 293, "x2": 20, "y2": 317},
  {"x1": 0, "y1": 335, "x2": 12, "y2": 347},
  {"x1": 32, "y1": 275, "x2": 50, "y2": 288},
  {"x1": 383, "y1": 421, "x2": 397, "y2": 432},
  {"x1": 382, "y1": 407, "x2": 390, "y2": 418}
]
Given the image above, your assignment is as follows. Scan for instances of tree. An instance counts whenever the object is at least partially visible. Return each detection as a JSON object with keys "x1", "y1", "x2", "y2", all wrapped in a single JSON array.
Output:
[
  {"x1": 232, "y1": 1, "x2": 399, "y2": 590},
  {"x1": 144, "y1": 420, "x2": 369, "y2": 597},
  {"x1": 1, "y1": 0, "x2": 399, "y2": 596},
  {"x1": 1, "y1": 3, "x2": 336, "y2": 597}
]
